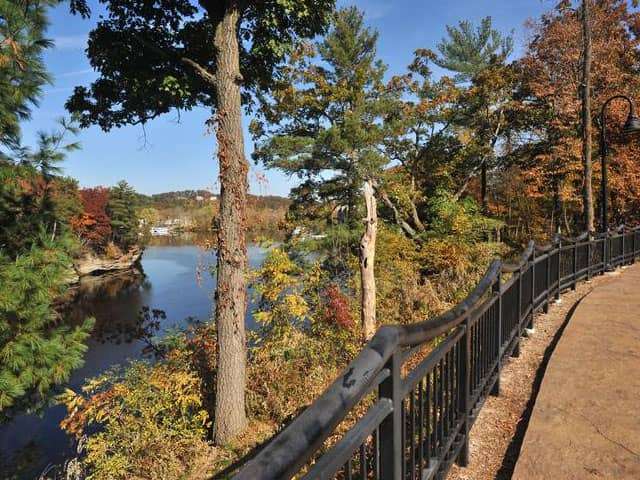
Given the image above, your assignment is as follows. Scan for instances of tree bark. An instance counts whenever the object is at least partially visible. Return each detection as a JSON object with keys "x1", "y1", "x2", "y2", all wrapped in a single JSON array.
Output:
[
  {"x1": 211, "y1": 4, "x2": 248, "y2": 445},
  {"x1": 360, "y1": 179, "x2": 377, "y2": 341},
  {"x1": 481, "y1": 160, "x2": 488, "y2": 214},
  {"x1": 581, "y1": 0, "x2": 595, "y2": 232},
  {"x1": 553, "y1": 175, "x2": 561, "y2": 234},
  {"x1": 409, "y1": 197, "x2": 426, "y2": 232}
]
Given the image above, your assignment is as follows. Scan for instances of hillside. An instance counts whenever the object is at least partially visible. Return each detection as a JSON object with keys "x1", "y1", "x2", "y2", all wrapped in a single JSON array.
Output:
[{"x1": 139, "y1": 190, "x2": 290, "y2": 238}]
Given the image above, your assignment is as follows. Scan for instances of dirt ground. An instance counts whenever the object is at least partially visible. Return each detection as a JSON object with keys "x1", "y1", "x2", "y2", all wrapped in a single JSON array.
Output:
[{"x1": 447, "y1": 272, "x2": 614, "y2": 480}]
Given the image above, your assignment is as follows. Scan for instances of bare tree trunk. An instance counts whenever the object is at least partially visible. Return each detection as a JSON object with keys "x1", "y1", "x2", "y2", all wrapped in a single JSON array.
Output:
[
  {"x1": 553, "y1": 175, "x2": 561, "y2": 233},
  {"x1": 212, "y1": 4, "x2": 248, "y2": 445},
  {"x1": 581, "y1": 0, "x2": 595, "y2": 232},
  {"x1": 563, "y1": 201, "x2": 571, "y2": 235},
  {"x1": 360, "y1": 179, "x2": 377, "y2": 341}
]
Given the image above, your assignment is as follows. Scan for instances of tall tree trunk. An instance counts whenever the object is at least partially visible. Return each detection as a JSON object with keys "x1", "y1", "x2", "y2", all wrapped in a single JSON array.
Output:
[
  {"x1": 481, "y1": 160, "x2": 488, "y2": 214},
  {"x1": 360, "y1": 179, "x2": 377, "y2": 341},
  {"x1": 581, "y1": 0, "x2": 595, "y2": 232},
  {"x1": 212, "y1": 5, "x2": 248, "y2": 445},
  {"x1": 453, "y1": 163, "x2": 482, "y2": 202},
  {"x1": 553, "y1": 175, "x2": 561, "y2": 234}
]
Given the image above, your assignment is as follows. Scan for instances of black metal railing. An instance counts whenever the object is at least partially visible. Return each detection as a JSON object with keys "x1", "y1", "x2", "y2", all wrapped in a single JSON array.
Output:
[{"x1": 234, "y1": 227, "x2": 640, "y2": 480}]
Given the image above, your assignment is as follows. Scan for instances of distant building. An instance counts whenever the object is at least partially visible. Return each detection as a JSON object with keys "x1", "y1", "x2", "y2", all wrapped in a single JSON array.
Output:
[
  {"x1": 150, "y1": 226, "x2": 171, "y2": 236},
  {"x1": 292, "y1": 226, "x2": 326, "y2": 240}
]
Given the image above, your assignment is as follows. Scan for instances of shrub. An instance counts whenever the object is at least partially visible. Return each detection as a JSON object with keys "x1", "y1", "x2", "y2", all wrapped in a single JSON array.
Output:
[
  {"x1": 103, "y1": 241, "x2": 123, "y2": 259},
  {"x1": 320, "y1": 284, "x2": 354, "y2": 329},
  {"x1": 59, "y1": 356, "x2": 210, "y2": 480},
  {"x1": 247, "y1": 248, "x2": 359, "y2": 424}
]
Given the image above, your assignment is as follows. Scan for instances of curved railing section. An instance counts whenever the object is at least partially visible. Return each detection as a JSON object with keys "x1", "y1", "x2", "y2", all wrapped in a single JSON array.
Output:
[{"x1": 234, "y1": 227, "x2": 640, "y2": 480}]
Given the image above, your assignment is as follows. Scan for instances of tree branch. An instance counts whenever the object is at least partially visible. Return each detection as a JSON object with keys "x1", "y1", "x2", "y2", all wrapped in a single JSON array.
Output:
[
  {"x1": 374, "y1": 182, "x2": 420, "y2": 240},
  {"x1": 453, "y1": 161, "x2": 483, "y2": 201},
  {"x1": 130, "y1": 32, "x2": 217, "y2": 85},
  {"x1": 180, "y1": 56, "x2": 217, "y2": 84}
]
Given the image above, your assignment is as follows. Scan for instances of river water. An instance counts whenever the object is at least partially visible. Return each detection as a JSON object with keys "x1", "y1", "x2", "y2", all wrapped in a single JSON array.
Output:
[{"x1": 0, "y1": 241, "x2": 267, "y2": 479}]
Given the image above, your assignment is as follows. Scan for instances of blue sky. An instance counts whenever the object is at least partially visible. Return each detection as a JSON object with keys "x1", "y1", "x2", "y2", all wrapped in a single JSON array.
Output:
[{"x1": 23, "y1": 0, "x2": 554, "y2": 196}]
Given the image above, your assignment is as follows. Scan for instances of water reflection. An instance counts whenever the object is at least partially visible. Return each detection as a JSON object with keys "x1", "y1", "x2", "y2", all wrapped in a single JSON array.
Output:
[{"x1": 0, "y1": 243, "x2": 266, "y2": 479}]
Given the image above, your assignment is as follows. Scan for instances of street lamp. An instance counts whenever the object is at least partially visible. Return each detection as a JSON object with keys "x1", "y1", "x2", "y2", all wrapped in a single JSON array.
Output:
[{"x1": 599, "y1": 95, "x2": 640, "y2": 233}]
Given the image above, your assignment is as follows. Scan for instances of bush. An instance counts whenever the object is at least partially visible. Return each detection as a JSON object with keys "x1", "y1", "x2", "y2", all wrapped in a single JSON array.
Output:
[
  {"x1": 320, "y1": 284, "x2": 354, "y2": 329},
  {"x1": 59, "y1": 355, "x2": 210, "y2": 480},
  {"x1": 104, "y1": 241, "x2": 123, "y2": 259},
  {"x1": 247, "y1": 249, "x2": 360, "y2": 424}
]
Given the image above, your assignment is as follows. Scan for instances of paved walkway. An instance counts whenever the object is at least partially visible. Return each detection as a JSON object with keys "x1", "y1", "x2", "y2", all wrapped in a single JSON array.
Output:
[{"x1": 513, "y1": 263, "x2": 640, "y2": 479}]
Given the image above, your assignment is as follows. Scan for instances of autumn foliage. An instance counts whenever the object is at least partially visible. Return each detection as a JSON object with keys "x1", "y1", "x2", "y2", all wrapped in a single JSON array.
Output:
[
  {"x1": 320, "y1": 284, "x2": 354, "y2": 330},
  {"x1": 49, "y1": 2, "x2": 640, "y2": 478},
  {"x1": 512, "y1": 0, "x2": 640, "y2": 233},
  {"x1": 72, "y1": 187, "x2": 112, "y2": 250}
]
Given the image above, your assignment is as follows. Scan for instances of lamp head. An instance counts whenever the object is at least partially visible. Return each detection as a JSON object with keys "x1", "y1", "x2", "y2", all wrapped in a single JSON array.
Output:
[{"x1": 623, "y1": 106, "x2": 640, "y2": 135}]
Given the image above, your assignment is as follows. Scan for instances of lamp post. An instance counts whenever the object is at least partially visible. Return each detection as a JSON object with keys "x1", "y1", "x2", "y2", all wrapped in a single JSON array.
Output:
[{"x1": 599, "y1": 95, "x2": 640, "y2": 233}]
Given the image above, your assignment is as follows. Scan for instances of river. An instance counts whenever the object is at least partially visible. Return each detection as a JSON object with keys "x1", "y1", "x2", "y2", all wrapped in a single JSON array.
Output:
[{"x1": 0, "y1": 241, "x2": 267, "y2": 479}]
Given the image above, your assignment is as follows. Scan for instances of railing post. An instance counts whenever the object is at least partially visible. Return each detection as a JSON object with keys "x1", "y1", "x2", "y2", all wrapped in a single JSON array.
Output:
[
  {"x1": 586, "y1": 234, "x2": 592, "y2": 280},
  {"x1": 491, "y1": 274, "x2": 501, "y2": 396},
  {"x1": 544, "y1": 254, "x2": 550, "y2": 313},
  {"x1": 572, "y1": 239, "x2": 578, "y2": 290},
  {"x1": 513, "y1": 266, "x2": 522, "y2": 358},
  {"x1": 633, "y1": 230, "x2": 637, "y2": 264},
  {"x1": 556, "y1": 240, "x2": 562, "y2": 299},
  {"x1": 603, "y1": 231, "x2": 609, "y2": 272},
  {"x1": 456, "y1": 317, "x2": 471, "y2": 467},
  {"x1": 529, "y1": 250, "x2": 535, "y2": 330},
  {"x1": 379, "y1": 351, "x2": 402, "y2": 480}
]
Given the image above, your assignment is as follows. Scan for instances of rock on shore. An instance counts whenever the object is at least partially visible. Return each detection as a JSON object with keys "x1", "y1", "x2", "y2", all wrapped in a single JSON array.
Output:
[{"x1": 74, "y1": 246, "x2": 143, "y2": 278}]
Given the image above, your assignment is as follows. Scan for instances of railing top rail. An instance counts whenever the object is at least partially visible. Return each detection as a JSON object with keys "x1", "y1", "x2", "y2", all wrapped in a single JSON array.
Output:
[
  {"x1": 556, "y1": 231, "x2": 590, "y2": 243},
  {"x1": 502, "y1": 240, "x2": 534, "y2": 273}
]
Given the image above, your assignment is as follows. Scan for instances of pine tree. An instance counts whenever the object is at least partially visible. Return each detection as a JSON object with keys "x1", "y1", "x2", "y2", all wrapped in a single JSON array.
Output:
[
  {"x1": 431, "y1": 17, "x2": 514, "y2": 213},
  {"x1": 0, "y1": 233, "x2": 93, "y2": 417},
  {"x1": 0, "y1": 119, "x2": 82, "y2": 255},
  {"x1": 0, "y1": 1, "x2": 93, "y2": 417},
  {"x1": 432, "y1": 16, "x2": 513, "y2": 83},
  {"x1": 107, "y1": 180, "x2": 139, "y2": 249},
  {"x1": 0, "y1": 0, "x2": 55, "y2": 150},
  {"x1": 253, "y1": 7, "x2": 396, "y2": 339}
]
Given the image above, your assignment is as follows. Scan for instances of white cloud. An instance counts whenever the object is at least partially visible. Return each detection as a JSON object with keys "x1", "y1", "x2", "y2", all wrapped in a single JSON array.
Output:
[
  {"x1": 53, "y1": 34, "x2": 88, "y2": 50},
  {"x1": 45, "y1": 86, "x2": 75, "y2": 94},
  {"x1": 57, "y1": 68, "x2": 94, "y2": 78}
]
